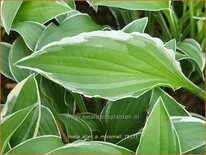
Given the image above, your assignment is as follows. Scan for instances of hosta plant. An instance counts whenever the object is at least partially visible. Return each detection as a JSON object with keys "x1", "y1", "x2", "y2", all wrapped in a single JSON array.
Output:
[{"x1": 1, "y1": 0, "x2": 205, "y2": 154}]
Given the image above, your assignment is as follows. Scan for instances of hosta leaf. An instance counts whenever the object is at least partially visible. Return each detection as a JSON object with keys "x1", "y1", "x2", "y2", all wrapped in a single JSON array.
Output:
[
  {"x1": 122, "y1": 17, "x2": 148, "y2": 33},
  {"x1": 184, "y1": 144, "x2": 205, "y2": 154},
  {"x1": 75, "y1": 112, "x2": 103, "y2": 133},
  {"x1": 117, "y1": 132, "x2": 141, "y2": 152},
  {"x1": 149, "y1": 88, "x2": 190, "y2": 116},
  {"x1": 2, "y1": 75, "x2": 60, "y2": 146},
  {"x1": 165, "y1": 39, "x2": 176, "y2": 52},
  {"x1": 10, "y1": 105, "x2": 60, "y2": 147},
  {"x1": 7, "y1": 136, "x2": 64, "y2": 154},
  {"x1": 1, "y1": 105, "x2": 35, "y2": 153},
  {"x1": 13, "y1": 1, "x2": 71, "y2": 24},
  {"x1": 12, "y1": 21, "x2": 45, "y2": 51},
  {"x1": 40, "y1": 76, "x2": 71, "y2": 114},
  {"x1": 64, "y1": 91, "x2": 76, "y2": 114},
  {"x1": 60, "y1": 114, "x2": 92, "y2": 142},
  {"x1": 35, "y1": 13, "x2": 102, "y2": 51},
  {"x1": 2, "y1": 75, "x2": 38, "y2": 117},
  {"x1": 1, "y1": 0, "x2": 23, "y2": 34},
  {"x1": 177, "y1": 39, "x2": 205, "y2": 79},
  {"x1": 172, "y1": 116, "x2": 205, "y2": 153},
  {"x1": 48, "y1": 141, "x2": 134, "y2": 154},
  {"x1": 101, "y1": 91, "x2": 150, "y2": 143},
  {"x1": 16, "y1": 31, "x2": 205, "y2": 100},
  {"x1": 9, "y1": 37, "x2": 32, "y2": 82},
  {"x1": 136, "y1": 98, "x2": 181, "y2": 154},
  {"x1": 88, "y1": 0, "x2": 170, "y2": 11},
  {"x1": 1, "y1": 42, "x2": 14, "y2": 80}
]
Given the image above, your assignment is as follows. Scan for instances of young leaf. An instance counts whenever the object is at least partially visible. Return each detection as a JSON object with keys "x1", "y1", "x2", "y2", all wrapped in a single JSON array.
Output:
[
  {"x1": 35, "y1": 13, "x2": 102, "y2": 51},
  {"x1": 60, "y1": 114, "x2": 92, "y2": 142},
  {"x1": 88, "y1": 0, "x2": 170, "y2": 11},
  {"x1": 9, "y1": 37, "x2": 32, "y2": 82},
  {"x1": 177, "y1": 39, "x2": 205, "y2": 80},
  {"x1": 172, "y1": 116, "x2": 205, "y2": 153},
  {"x1": 16, "y1": 31, "x2": 205, "y2": 100},
  {"x1": 12, "y1": 21, "x2": 45, "y2": 51},
  {"x1": 101, "y1": 91, "x2": 150, "y2": 143},
  {"x1": 165, "y1": 39, "x2": 176, "y2": 52},
  {"x1": 122, "y1": 17, "x2": 148, "y2": 33},
  {"x1": 136, "y1": 98, "x2": 181, "y2": 154},
  {"x1": 1, "y1": 105, "x2": 36, "y2": 153},
  {"x1": 0, "y1": 42, "x2": 14, "y2": 80},
  {"x1": 48, "y1": 141, "x2": 134, "y2": 154},
  {"x1": 1, "y1": 0, "x2": 23, "y2": 34},
  {"x1": 149, "y1": 88, "x2": 190, "y2": 116},
  {"x1": 7, "y1": 136, "x2": 64, "y2": 154},
  {"x1": 13, "y1": 1, "x2": 71, "y2": 24}
]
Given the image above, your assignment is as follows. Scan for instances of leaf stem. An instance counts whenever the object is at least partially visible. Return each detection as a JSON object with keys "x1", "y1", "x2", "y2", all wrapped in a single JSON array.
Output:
[
  {"x1": 188, "y1": 0, "x2": 195, "y2": 38},
  {"x1": 92, "y1": 98, "x2": 102, "y2": 114},
  {"x1": 72, "y1": 93, "x2": 87, "y2": 112},
  {"x1": 163, "y1": 9, "x2": 179, "y2": 41},
  {"x1": 184, "y1": 80, "x2": 205, "y2": 100}
]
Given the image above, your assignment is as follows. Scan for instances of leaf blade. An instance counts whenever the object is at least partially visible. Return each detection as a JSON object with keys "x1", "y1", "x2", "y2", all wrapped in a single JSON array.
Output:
[
  {"x1": 136, "y1": 98, "x2": 181, "y2": 154},
  {"x1": 16, "y1": 31, "x2": 204, "y2": 100},
  {"x1": 1, "y1": 0, "x2": 23, "y2": 34}
]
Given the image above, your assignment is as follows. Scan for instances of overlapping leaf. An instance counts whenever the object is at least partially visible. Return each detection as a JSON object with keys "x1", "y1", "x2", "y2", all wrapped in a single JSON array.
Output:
[
  {"x1": 172, "y1": 116, "x2": 205, "y2": 153},
  {"x1": 136, "y1": 98, "x2": 181, "y2": 154},
  {"x1": 88, "y1": 0, "x2": 170, "y2": 11},
  {"x1": 2, "y1": 75, "x2": 60, "y2": 148},
  {"x1": 177, "y1": 39, "x2": 205, "y2": 79},
  {"x1": 35, "y1": 12, "x2": 102, "y2": 51},
  {"x1": 12, "y1": 21, "x2": 45, "y2": 51},
  {"x1": 1, "y1": 42, "x2": 14, "y2": 80},
  {"x1": 101, "y1": 92, "x2": 150, "y2": 143},
  {"x1": 13, "y1": 1, "x2": 71, "y2": 24},
  {"x1": 7, "y1": 136, "x2": 64, "y2": 154},
  {"x1": 1, "y1": 105, "x2": 36, "y2": 153},
  {"x1": 1, "y1": 0, "x2": 23, "y2": 34},
  {"x1": 17, "y1": 31, "x2": 205, "y2": 100},
  {"x1": 149, "y1": 88, "x2": 190, "y2": 116},
  {"x1": 9, "y1": 37, "x2": 32, "y2": 82},
  {"x1": 60, "y1": 114, "x2": 92, "y2": 142},
  {"x1": 48, "y1": 141, "x2": 134, "y2": 154},
  {"x1": 122, "y1": 17, "x2": 148, "y2": 33}
]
